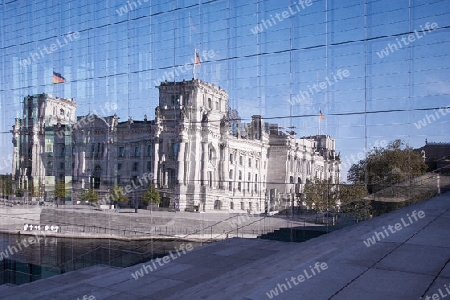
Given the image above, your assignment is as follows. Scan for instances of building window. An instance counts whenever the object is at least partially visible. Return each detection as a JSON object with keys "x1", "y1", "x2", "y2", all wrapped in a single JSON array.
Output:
[
  {"x1": 229, "y1": 153, "x2": 233, "y2": 164},
  {"x1": 290, "y1": 176, "x2": 294, "y2": 184},
  {"x1": 134, "y1": 146, "x2": 140, "y2": 157},
  {"x1": 248, "y1": 158, "x2": 251, "y2": 167},
  {"x1": 238, "y1": 182, "x2": 241, "y2": 192},
  {"x1": 117, "y1": 163, "x2": 122, "y2": 171},
  {"x1": 230, "y1": 201, "x2": 234, "y2": 210},
  {"x1": 60, "y1": 108, "x2": 64, "y2": 116},
  {"x1": 168, "y1": 168, "x2": 176, "y2": 187},
  {"x1": 147, "y1": 144, "x2": 153, "y2": 156},
  {"x1": 147, "y1": 161, "x2": 152, "y2": 172},
  {"x1": 241, "y1": 202, "x2": 245, "y2": 210},
  {"x1": 169, "y1": 142, "x2": 179, "y2": 160},
  {"x1": 239, "y1": 155, "x2": 243, "y2": 166},
  {"x1": 238, "y1": 171, "x2": 242, "y2": 181},
  {"x1": 209, "y1": 147, "x2": 213, "y2": 161},
  {"x1": 133, "y1": 162, "x2": 139, "y2": 172},
  {"x1": 118, "y1": 147, "x2": 125, "y2": 157},
  {"x1": 208, "y1": 98, "x2": 212, "y2": 109},
  {"x1": 214, "y1": 200, "x2": 221, "y2": 210},
  {"x1": 60, "y1": 162, "x2": 65, "y2": 170},
  {"x1": 208, "y1": 171, "x2": 213, "y2": 188},
  {"x1": 228, "y1": 181, "x2": 232, "y2": 191},
  {"x1": 117, "y1": 176, "x2": 121, "y2": 184},
  {"x1": 249, "y1": 202, "x2": 252, "y2": 211},
  {"x1": 229, "y1": 170, "x2": 233, "y2": 179}
]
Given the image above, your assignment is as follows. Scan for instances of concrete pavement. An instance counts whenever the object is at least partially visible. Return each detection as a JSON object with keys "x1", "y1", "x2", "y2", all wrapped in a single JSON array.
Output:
[{"x1": 1, "y1": 192, "x2": 449, "y2": 299}]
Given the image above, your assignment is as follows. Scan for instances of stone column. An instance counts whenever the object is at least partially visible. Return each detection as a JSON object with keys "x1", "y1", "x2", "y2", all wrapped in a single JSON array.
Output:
[
  {"x1": 222, "y1": 146, "x2": 229, "y2": 189},
  {"x1": 164, "y1": 169, "x2": 168, "y2": 188},
  {"x1": 153, "y1": 140, "x2": 159, "y2": 187},
  {"x1": 177, "y1": 140, "x2": 186, "y2": 185},
  {"x1": 202, "y1": 142, "x2": 208, "y2": 186}
]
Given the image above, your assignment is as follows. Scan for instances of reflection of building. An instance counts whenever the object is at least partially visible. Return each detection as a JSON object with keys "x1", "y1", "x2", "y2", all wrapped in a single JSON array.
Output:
[
  {"x1": 418, "y1": 140, "x2": 450, "y2": 173},
  {"x1": 12, "y1": 79, "x2": 341, "y2": 212},
  {"x1": 11, "y1": 94, "x2": 76, "y2": 200},
  {"x1": 266, "y1": 130, "x2": 340, "y2": 209}
]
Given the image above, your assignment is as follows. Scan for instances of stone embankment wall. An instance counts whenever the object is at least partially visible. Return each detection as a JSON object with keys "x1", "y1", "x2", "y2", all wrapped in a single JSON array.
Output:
[
  {"x1": 39, "y1": 208, "x2": 288, "y2": 240},
  {"x1": 0, "y1": 205, "x2": 41, "y2": 231}
]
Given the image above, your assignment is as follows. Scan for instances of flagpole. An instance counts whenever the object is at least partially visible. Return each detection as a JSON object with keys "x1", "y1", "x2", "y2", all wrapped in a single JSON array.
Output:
[
  {"x1": 319, "y1": 115, "x2": 321, "y2": 135},
  {"x1": 318, "y1": 108, "x2": 320, "y2": 135},
  {"x1": 193, "y1": 48, "x2": 196, "y2": 79}
]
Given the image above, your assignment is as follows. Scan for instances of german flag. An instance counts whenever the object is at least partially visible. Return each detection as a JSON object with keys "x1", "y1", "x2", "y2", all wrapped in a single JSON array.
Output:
[
  {"x1": 319, "y1": 110, "x2": 324, "y2": 120},
  {"x1": 195, "y1": 52, "x2": 201, "y2": 65},
  {"x1": 53, "y1": 72, "x2": 66, "y2": 84}
]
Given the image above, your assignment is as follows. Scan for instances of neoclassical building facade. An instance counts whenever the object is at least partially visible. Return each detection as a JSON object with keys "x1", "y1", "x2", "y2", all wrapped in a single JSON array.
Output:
[{"x1": 12, "y1": 79, "x2": 340, "y2": 212}]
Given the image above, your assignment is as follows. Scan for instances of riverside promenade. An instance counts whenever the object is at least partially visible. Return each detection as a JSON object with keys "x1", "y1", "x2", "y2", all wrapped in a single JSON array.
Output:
[
  {"x1": 0, "y1": 192, "x2": 449, "y2": 299},
  {"x1": 0, "y1": 202, "x2": 317, "y2": 241}
]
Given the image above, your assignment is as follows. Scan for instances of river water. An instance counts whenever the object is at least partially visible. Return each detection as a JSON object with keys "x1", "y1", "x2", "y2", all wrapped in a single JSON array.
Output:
[{"x1": 0, "y1": 233, "x2": 205, "y2": 285}]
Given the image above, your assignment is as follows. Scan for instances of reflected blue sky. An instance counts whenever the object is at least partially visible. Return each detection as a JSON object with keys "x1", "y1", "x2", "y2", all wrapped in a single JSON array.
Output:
[{"x1": 1, "y1": 0, "x2": 449, "y2": 179}]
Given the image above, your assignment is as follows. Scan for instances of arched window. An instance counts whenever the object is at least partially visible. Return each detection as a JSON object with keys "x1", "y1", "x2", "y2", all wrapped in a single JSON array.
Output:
[
  {"x1": 214, "y1": 200, "x2": 222, "y2": 210},
  {"x1": 93, "y1": 164, "x2": 102, "y2": 189}
]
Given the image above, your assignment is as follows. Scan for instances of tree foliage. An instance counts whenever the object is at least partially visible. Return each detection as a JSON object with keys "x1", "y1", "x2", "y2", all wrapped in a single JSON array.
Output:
[
  {"x1": 338, "y1": 184, "x2": 371, "y2": 222},
  {"x1": 347, "y1": 139, "x2": 428, "y2": 193},
  {"x1": 142, "y1": 185, "x2": 160, "y2": 205},
  {"x1": 303, "y1": 177, "x2": 337, "y2": 212},
  {"x1": 0, "y1": 175, "x2": 13, "y2": 197},
  {"x1": 54, "y1": 180, "x2": 66, "y2": 199},
  {"x1": 81, "y1": 188, "x2": 99, "y2": 203},
  {"x1": 54, "y1": 180, "x2": 66, "y2": 207},
  {"x1": 338, "y1": 184, "x2": 368, "y2": 206},
  {"x1": 111, "y1": 185, "x2": 128, "y2": 204}
]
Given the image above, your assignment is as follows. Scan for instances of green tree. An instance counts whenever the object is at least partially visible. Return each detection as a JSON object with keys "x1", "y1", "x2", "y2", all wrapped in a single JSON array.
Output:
[
  {"x1": 27, "y1": 181, "x2": 35, "y2": 197},
  {"x1": 111, "y1": 185, "x2": 128, "y2": 207},
  {"x1": 338, "y1": 184, "x2": 368, "y2": 205},
  {"x1": 348, "y1": 139, "x2": 428, "y2": 193},
  {"x1": 81, "y1": 188, "x2": 99, "y2": 204},
  {"x1": 338, "y1": 184, "x2": 370, "y2": 222},
  {"x1": 142, "y1": 185, "x2": 160, "y2": 206},
  {"x1": 303, "y1": 177, "x2": 337, "y2": 213},
  {"x1": 15, "y1": 188, "x2": 24, "y2": 197},
  {"x1": 0, "y1": 175, "x2": 13, "y2": 198},
  {"x1": 54, "y1": 180, "x2": 66, "y2": 208}
]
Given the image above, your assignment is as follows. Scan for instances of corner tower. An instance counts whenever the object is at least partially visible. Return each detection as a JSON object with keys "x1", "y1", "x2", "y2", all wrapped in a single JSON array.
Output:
[{"x1": 155, "y1": 79, "x2": 229, "y2": 211}]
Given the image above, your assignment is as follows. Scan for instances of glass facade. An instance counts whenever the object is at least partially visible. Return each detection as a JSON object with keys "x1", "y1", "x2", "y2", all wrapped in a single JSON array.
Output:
[
  {"x1": 0, "y1": 0, "x2": 449, "y2": 289},
  {"x1": 1, "y1": 0, "x2": 449, "y2": 179}
]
